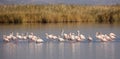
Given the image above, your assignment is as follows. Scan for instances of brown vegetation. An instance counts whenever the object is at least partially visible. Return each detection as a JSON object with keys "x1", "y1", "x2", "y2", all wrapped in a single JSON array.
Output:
[{"x1": 0, "y1": 4, "x2": 120, "y2": 23}]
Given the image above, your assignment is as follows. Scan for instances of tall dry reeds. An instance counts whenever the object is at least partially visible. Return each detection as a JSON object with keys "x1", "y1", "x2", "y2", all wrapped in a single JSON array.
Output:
[{"x1": 0, "y1": 4, "x2": 120, "y2": 23}]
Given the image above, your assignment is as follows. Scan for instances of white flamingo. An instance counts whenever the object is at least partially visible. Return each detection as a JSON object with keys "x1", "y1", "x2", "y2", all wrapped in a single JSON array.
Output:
[
  {"x1": 101, "y1": 37, "x2": 108, "y2": 42},
  {"x1": 63, "y1": 33, "x2": 68, "y2": 39},
  {"x1": 61, "y1": 29, "x2": 68, "y2": 40},
  {"x1": 98, "y1": 34, "x2": 107, "y2": 42},
  {"x1": 52, "y1": 35, "x2": 58, "y2": 39},
  {"x1": 3, "y1": 32, "x2": 17, "y2": 41},
  {"x1": 109, "y1": 33, "x2": 116, "y2": 39},
  {"x1": 109, "y1": 33, "x2": 116, "y2": 37},
  {"x1": 104, "y1": 34, "x2": 112, "y2": 41},
  {"x1": 96, "y1": 32, "x2": 102, "y2": 41},
  {"x1": 61, "y1": 29, "x2": 64, "y2": 36},
  {"x1": 80, "y1": 34, "x2": 86, "y2": 40},
  {"x1": 69, "y1": 33, "x2": 76, "y2": 41},
  {"x1": 36, "y1": 37, "x2": 44, "y2": 43},
  {"x1": 96, "y1": 32, "x2": 108, "y2": 42},
  {"x1": 87, "y1": 35, "x2": 93, "y2": 41},
  {"x1": 12, "y1": 35, "x2": 17, "y2": 40},
  {"x1": 31, "y1": 36, "x2": 38, "y2": 41},
  {"x1": 9, "y1": 32, "x2": 13, "y2": 38},
  {"x1": 76, "y1": 36, "x2": 82, "y2": 42},
  {"x1": 77, "y1": 30, "x2": 80, "y2": 36},
  {"x1": 3, "y1": 35, "x2": 10, "y2": 42},
  {"x1": 5, "y1": 32, "x2": 14, "y2": 40},
  {"x1": 28, "y1": 32, "x2": 34, "y2": 39},
  {"x1": 75, "y1": 31, "x2": 82, "y2": 42},
  {"x1": 45, "y1": 33, "x2": 54, "y2": 39},
  {"x1": 21, "y1": 33, "x2": 28, "y2": 40},
  {"x1": 109, "y1": 35, "x2": 116, "y2": 40},
  {"x1": 9, "y1": 32, "x2": 17, "y2": 40},
  {"x1": 16, "y1": 33, "x2": 22, "y2": 39},
  {"x1": 77, "y1": 31, "x2": 86, "y2": 40},
  {"x1": 58, "y1": 36, "x2": 65, "y2": 42}
]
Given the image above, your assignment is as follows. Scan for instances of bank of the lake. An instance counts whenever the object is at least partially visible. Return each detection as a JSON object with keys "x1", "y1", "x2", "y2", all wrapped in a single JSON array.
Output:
[{"x1": 0, "y1": 4, "x2": 120, "y2": 24}]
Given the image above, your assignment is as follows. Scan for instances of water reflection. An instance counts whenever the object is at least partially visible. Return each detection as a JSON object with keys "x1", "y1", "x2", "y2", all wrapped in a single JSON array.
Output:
[
  {"x1": 58, "y1": 42, "x2": 64, "y2": 59},
  {"x1": 0, "y1": 42, "x2": 117, "y2": 59},
  {"x1": 2, "y1": 43, "x2": 17, "y2": 59},
  {"x1": 95, "y1": 42, "x2": 115, "y2": 59}
]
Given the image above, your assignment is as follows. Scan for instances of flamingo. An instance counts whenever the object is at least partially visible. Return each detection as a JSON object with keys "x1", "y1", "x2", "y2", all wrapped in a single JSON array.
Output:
[
  {"x1": 36, "y1": 37, "x2": 44, "y2": 43},
  {"x1": 96, "y1": 32, "x2": 102, "y2": 41},
  {"x1": 9, "y1": 32, "x2": 13, "y2": 37},
  {"x1": 28, "y1": 32, "x2": 34, "y2": 39},
  {"x1": 52, "y1": 35, "x2": 58, "y2": 39},
  {"x1": 87, "y1": 35, "x2": 93, "y2": 41},
  {"x1": 69, "y1": 33, "x2": 76, "y2": 41},
  {"x1": 3, "y1": 35, "x2": 10, "y2": 42},
  {"x1": 3, "y1": 32, "x2": 17, "y2": 42},
  {"x1": 45, "y1": 33, "x2": 54, "y2": 39},
  {"x1": 80, "y1": 34, "x2": 86, "y2": 40},
  {"x1": 16, "y1": 33, "x2": 22, "y2": 39},
  {"x1": 75, "y1": 31, "x2": 83, "y2": 42},
  {"x1": 77, "y1": 31, "x2": 86, "y2": 40},
  {"x1": 61, "y1": 29, "x2": 68, "y2": 40},
  {"x1": 101, "y1": 37, "x2": 108, "y2": 42},
  {"x1": 109, "y1": 35, "x2": 116, "y2": 39},
  {"x1": 21, "y1": 33, "x2": 28, "y2": 40},
  {"x1": 9, "y1": 32, "x2": 17, "y2": 40},
  {"x1": 96, "y1": 32, "x2": 108, "y2": 42},
  {"x1": 109, "y1": 33, "x2": 116, "y2": 36},
  {"x1": 63, "y1": 33, "x2": 68, "y2": 39},
  {"x1": 31, "y1": 36, "x2": 38, "y2": 41},
  {"x1": 77, "y1": 30, "x2": 80, "y2": 36},
  {"x1": 76, "y1": 36, "x2": 82, "y2": 42},
  {"x1": 12, "y1": 35, "x2": 17, "y2": 40},
  {"x1": 5, "y1": 32, "x2": 14, "y2": 40},
  {"x1": 109, "y1": 33, "x2": 116, "y2": 39},
  {"x1": 58, "y1": 36, "x2": 65, "y2": 42},
  {"x1": 61, "y1": 29, "x2": 64, "y2": 36},
  {"x1": 98, "y1": 34, "x2": 107, "y2": 42},
  {"x1": 104, "y1": 34, "x2": 112, "y2": 41}
]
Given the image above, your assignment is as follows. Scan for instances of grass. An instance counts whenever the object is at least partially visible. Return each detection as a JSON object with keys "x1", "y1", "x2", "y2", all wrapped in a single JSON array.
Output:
[{"x1": 0, "y1": 4, "x2": 120, "y2": 24}]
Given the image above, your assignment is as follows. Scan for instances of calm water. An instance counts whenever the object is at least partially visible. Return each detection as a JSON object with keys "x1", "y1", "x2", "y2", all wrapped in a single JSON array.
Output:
[
  {"x1": 0, "y1": 0, "x2": 120, "y2": 5},
  {"x1": 0, "y1": 23, "x2": 120, "y2": 59}
]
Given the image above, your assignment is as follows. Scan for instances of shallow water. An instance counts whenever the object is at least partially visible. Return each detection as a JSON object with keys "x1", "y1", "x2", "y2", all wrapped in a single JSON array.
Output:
[
  {"x1": 0, "y1": 23, "x2": 120, "y2": 59},
  {"x1": 0, "y1": 0, "x2": 120, "y2": 5}
]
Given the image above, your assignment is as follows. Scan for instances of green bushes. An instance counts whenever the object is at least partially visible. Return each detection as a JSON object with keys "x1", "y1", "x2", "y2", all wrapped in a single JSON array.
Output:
[{"x1": 0, "y1": 4, "x2": 120, "y2": 23}]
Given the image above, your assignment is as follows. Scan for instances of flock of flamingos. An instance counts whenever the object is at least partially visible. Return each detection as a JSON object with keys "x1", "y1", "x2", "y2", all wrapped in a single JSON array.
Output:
[{"x1": 3, "y1": 30, "x2": 116, "y2": 43}]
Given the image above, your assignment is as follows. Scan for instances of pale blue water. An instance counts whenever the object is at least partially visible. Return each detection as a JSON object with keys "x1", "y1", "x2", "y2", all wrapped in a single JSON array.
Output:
[
  {"x1": 0, "y1": 23, "x2": 120, "y2": 59},
  {"x1": 0, "y1": 0, "x2": 120, "y2": 5}
]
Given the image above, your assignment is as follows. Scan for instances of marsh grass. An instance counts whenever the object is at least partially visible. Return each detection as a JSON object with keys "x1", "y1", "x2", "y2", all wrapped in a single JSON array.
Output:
[{"x1": 0, "y1": 4, "x2": 120, "y2": 23}]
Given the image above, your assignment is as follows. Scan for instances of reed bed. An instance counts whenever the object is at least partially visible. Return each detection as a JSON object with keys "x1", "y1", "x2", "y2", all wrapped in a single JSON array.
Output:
[{"x1": 0, "y1": 4, "x2": 120, "y2": 23}]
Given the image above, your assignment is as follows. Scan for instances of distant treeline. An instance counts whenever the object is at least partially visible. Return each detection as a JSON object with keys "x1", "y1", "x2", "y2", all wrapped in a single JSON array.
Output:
[{"x1": 0, "y1": 4, "x2": 120, "y2": 24}]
